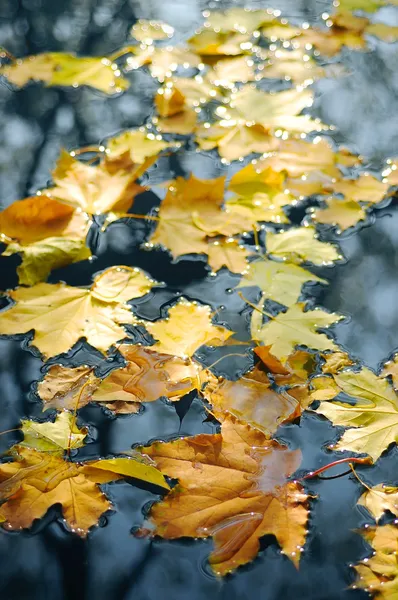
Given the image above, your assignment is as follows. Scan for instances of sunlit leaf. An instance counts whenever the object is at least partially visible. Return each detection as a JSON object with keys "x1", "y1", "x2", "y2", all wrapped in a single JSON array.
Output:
[
  {"x1": 358, "y1": 484, "x2": 398, "y2": 522},
  {"x1": 325, "y1": 173, "x2": 389, "y2": 204},
  {"x1": 155, "y1": 85, "x2": 197, "y2": 134},
  {"x1": 188, "y1": 30, "x2": 252, "y2": 57},
  {"x1": 311, "y1": 197, "x2": 367, "y2": 231},
  {"x1": 141, "y1": 414, "x2": 309, "y2": 575},
  {"x1": 37, "y1": 365, "x2": 99, "y2": 411},
  {"x1": 144, "y1": 298, "x2": 233, "y2": 358},
  {"x1": 105, "y1": 129, "x2": 170, "y2": 172},
  {"x1": 130, "y1": 19, "x2": 174, "y2": 43},
  {"x1": 266, "y1": 226, "x2": 342, "y2": 266},
  {"x1": 21, "y1": 412, "x2": 87, "y2": 453},
  {"x1": 206, "y1": 56, "x2": 256, "y2": 85},
  {"x1": 1, "y1": 53, "x2": 129, "y2": 94},
  {"x1": 126, "y1": 46, "x2": 201, "y2": 81},
  {"x1": 207, "y1": 239, "x2": 252, "y2": 273},
  {"x1": 0, "y1": 266, "x2": 156, "y2": 357},
  {"x1": 205, "y1": 8, "x2": 275, "y2": 33}
]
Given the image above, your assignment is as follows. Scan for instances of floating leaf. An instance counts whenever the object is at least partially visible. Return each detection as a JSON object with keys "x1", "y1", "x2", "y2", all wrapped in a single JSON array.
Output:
[
  {"x1": 325, "y1": 173, "x2": 389, "y2": 205},
  {"x1": 0, "y1": 266, "x2": 156, "y2": 357},
  {"x1": 130, "y1": 19, "x2": 174, "y2": 42},
  {"x1": 105, "y1": 129, "x2": 169, "y2": 172},
  {"x1": 316, "y1": 368, "x2": 398, "y2": 461},
  {"x1": 37, "y1": 365, "x2": 99, "y2": 411},
  {"x1": 311, "y1": 197, "x2": 367, "y2": 231},
  {"x1": 205, "y1": 8, "x2": 275, "y2": 33},
  {"x1": 207, "y1": 239, "x2": 251, "y2": 273},
  {"x1": 21, "y1": 412, "x2": 87, "y2": 453},
  {"x1": 188, "y1": 30, "x2": 252, "y2": 58},
  {"x1": 127, "y1": 46, "x2": 201, "y2": 81},
  {"x1": 237, "y1": 258, "x2": 326, "y2": 306},
  {"x1": 1, "y1": 53, "x2": 129, "y2": 94},
  {"x1": 382, "y1": 355, "x2": 398, "y2": 390},
  {"x1": 251, "y1": 302, "x2": 342, "y2": 364},
  {"x1": 266, "y1": 227, "x2": 341, "y2": 266},
  {"x1": 144, "y1": 299, "x2": 233, "y2": 358},
  {"x1": 260, "y1": 48, "x2": 325, "y2": 84},
  {"x1": 358, "y1": 484, "x2": 398, "y2": 522},
  {"x1": 141, "y1": 414, "x2": 309, "y2": 575},
  {"x1": 0, "y1": 446, "x2": 168, "y2": 536},
  {"x1": 155, "y1": 85, "x2": 197, "y2": 134},
  {"x1": 207, "y1": 56, "x2": 256, "y2": 85}
]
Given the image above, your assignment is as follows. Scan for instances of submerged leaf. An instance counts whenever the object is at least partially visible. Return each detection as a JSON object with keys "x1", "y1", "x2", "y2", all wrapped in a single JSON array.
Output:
[{"x1": 142, "y1": 414, "x2": 309, "y2": 575}]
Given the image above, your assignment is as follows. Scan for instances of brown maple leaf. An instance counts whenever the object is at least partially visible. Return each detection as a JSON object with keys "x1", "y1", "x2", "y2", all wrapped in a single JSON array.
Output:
[{"x1": 141, "y1": 414, "x2": 309, "y2": 575}]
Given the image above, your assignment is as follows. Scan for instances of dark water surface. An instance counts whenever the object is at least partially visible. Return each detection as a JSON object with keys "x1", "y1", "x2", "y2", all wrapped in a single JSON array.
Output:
[{"x1": 1, "y1": 0, "x2": 398, "y2": 599}]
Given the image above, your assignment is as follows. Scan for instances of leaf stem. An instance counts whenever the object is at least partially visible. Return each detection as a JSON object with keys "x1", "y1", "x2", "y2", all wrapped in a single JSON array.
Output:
[
  {"x1": 301, "y1": 456, "x2": 372, "y2": 480},
  {"x1": 237, "y1": 291, "x2": 274, "y2": 319},
  {"x1": 67, "y1": 379, "x2": 94, "y2": 457}
]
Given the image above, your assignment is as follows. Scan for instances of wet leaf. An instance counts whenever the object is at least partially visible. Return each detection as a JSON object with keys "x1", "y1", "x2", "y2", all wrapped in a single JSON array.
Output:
[
  {"x1": 316, "y1": 368, "x2": 398, "y2": 460},
  {"x1": 203, "y1": 365, "x2": 311, "y2": 434},
  {"x1": 300, "y1": 12, "x2": 368, "y2": 57},
  {"x1": 251, "y1": 302, "x2": 342, "y2": 364},
  {"x1": 266, "y1": 227, "x2": 341, "y2": 266},
  {"x1": 309, "y1": 375, "x2": 341, "y2": 400},
  {"x1": 130, "y1": 19, "x2": 174, "y2": 42},
  {"x1": 207, "y1": 239, "x2": 252, "y2": 273},
  {"x1": 21, "y1": 412, "x2": 87, "y2": 453},
  {"x1": 237, "y1": 257, "x2": 326, "y2": 306},
  {"x1": 358, "y1": 484, "x2": 398, "y2": 522},
  {"x1": 105, "y1": 129, "x2": 170, "y2": 172},
  {"x1": 188, "y1": 30, "x2": 252, "y2": 57},
  {"x1": 0, "y1": 446, "x2": 168, "y2": 536},
  {"x1": 141, "y1": 414, "x2": 309, "y2": 575},
  {"x1": 48, "y1": 150, "x2": 144, "y2": 215},
  {"x1": 155, "y1": 85, "x2": 198, "y2": 134},
  {"x1": 353, "y1": 525, "x2": 398, "y2": 600},
  {"x1": 149, "y1": 175, "x2": 248, "y2": 257},
  {"x1": 321, "y1": 351, "x2": 354, "y2": 374},
  {"x1": 144, "y1": 299, "x2": 233, "y2": 358},
  {"x1": 205, "y1": 8, "x2": 276, "y2": 33},
  {"x1": 260, "y1": 48, "x2": 325, "y2": 84},
  {"x1": 0, "y1": 266, "x2": 156, "y2": 357},
  {"x1": 1, "y1": 53, "x2": 129, "y2": 94},
  {"x1": 381, "y1": 355, "x2": 398, "y2": 389},
  {"x1": 207, "y1": 56, "x2": 256, "y2": 85},
  {"x1": 127, "y1": 46, "x2": 201, "y2": 81},
  {"x1": 325, "y1": 173, "x2": 389, "y2": 205},
  {"x1": 311, "y1": 197, "x2": 367, "y2": 231},
  {"x1": 37, "y1": 365, "x2": 100, "y2": 411}
]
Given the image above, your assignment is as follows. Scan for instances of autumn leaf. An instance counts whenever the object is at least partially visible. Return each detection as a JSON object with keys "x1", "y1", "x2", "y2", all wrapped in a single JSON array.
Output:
[
  {"x1": 325, "y1": 173, "x2": 389, "y2": 205},
  {"x1": 382, "y1": 355, "x2": 398, "y2": 390},
  {"x1": 38, "y1": 345, "x2": 204, "y2": 414},
  {"x1": 353, "y1": 525, "x2": 398, "y2": 600},
  {"x1": 0, "y1": 266, "x2": 156, "y2": 357},
  {"x1": 300, "y1": 12, "x2": 368, "y2": 57},
  {"x1": 0, "y1": 445, "x2": 169, "y2": 536},
  {"x1": 130, "y1": 19, "x2": 174, "y2": 43},
  {"x1": 126, "y1": 45, "x2": 201, "y2": 81},
  {"x1": 321, "y1": 351, "x2": 354, "y2": 374},
  {"x1": 207, "y1": 239, "x2": 252, "y2": 273},
  {"x1": 203, "y1": 365, "x2": 312, "y2": 434},
  {"x1": 205, "y1": 8, "x2": 276, "y2": 33},
  {"x1": 266, "y1": 227, "x2": 342, "y2": 266},
  {"x1": 206, "y1": 56, "x2": 256, "y2": 86},
  {"x1": 21, "y1": 412, "x2": 87, "y2": 453},
  {"x1": 141, "y1": 414, "x2": 309, "y2": 575},
  {"x1": 144, "y1": 299, "x2": 232, "y2": 358},
  {"x1": 188, "y1": 29, "x2": 252, "y2": 58},
  {"x1": 237, "y1": 257, "x2": 326, "y2": 306},
  {"x1": 148, "y1": 175, "x2": 249, "y2": 258},
  {"x1": 105, "y1": 129, "x2": 170, "y2": 173},
  {"x1": 316, "y1": 368, "x2": 398, "y2": 461},
  {"x1": 48, "y1": 150, "x2": 144, "y2": 215},
  {"x1": 311, "y1": 197, "x2": 367, "y2": 231},
  {"x1": 0, "y1": 52, "x2": 129, "y2": 94},
  {"x1": 255, "y1": 347, "x2": 316, "y2": 384},
  {"x1": 154, "y1": 84, "x2": 197, "y2": 134},
  {"x1": 260, "y1": 48, "x2": 325, "y2": 84},
  {"x1": 0, "y1": 194, "x2": 91, "y2": 284},
  {"x1": 358, "y1": 483, "x2": 398, "y2": 522},
  {"x1": 251, "y1": 302, "x2": 343, "y2": 364}
]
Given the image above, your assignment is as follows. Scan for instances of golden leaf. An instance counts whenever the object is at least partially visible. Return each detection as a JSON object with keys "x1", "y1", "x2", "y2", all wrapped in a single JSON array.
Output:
[
  {"x1": 149, "y1": 175, "x2": 248, "y2": 257},
  {"x1": 0, "y1": 266, "x2": 156, "y2": 357},
  {"x1": 127, "y1": 46, "x2": 201, "y2": 81},
  {"x1": 207, "y1": 239, "x2": 251, "y2": 273},
  {"x1": 316, "y1": 367, "x2": 398, "y2": 460},
  {"x1": 0, "y1": 446, "x2": 168, "y2": 536},
  {"x1": 309, "y1": 375, "x2": 341, "y2": 400},
  {"x1": 155, "y1": 85, "x2": 197, "y2": 134},
  {"x1": 311, "y1": 197, "x2": 367, "y2": 231},
  {"x1": 144, "y1": 299, "x2": 233, "y2": 358},
  {"x1": 260, "y1": 48, "x2": 325, "y2": 84},
  {"x1": 204, "y1": 365, "x2": 311, "y2": 434},
  {"x1": 48, "y1": 150, "x2": 144, "y2": 215},
  {"x1": 325, "y1": 173, "x2": 389, "y2": 205},
  {"x1": 300, "y1": 12, "x2": 368, "y2": 57},
  {"x1": 1, "y1": 53, "x2": 129, "y2": 94},
  {"x1": 142, "y1": 414, "x2": 309, "y2": 575},
  {"x1": 205, "y1": 8, "x2": 275, "y2": 33},
  {"x1": 130, "y1": 19, "x2": 174, "y2": 42},
  {"x1": 21, "y1": 412, "x2": 87, "y2": 453},
  {"x1": 358, "y1": 484, "x2": 398, "y2": 522},
  {"x1": 237, "y1": 257, "x2": 326, "y2": 306},
  {"x1": 321, "y1": 351, "x2": 354, "y2": 374},
  {"x1": 105, "y1": 129, "x2": 169, "y2": 172},
  {"x1": 266, "y1": 226, "x2": 341, "y2": 266},
  {"x1": 207, "y1": 56, "x2": 256, "y2": 85},
  {"x1": 188, "y1": 30, "x2": 252, "y2": 58},
  {"x1": 382, "y1": 355, "x2": 398, "y2": 390},
  {"x1": 226, "y1": 192, "x2": 290, "y2": 224},
  {"x1": 251, "y1": 302, "x2": 342, "y2": 364},
  {"x1": 353, "y1": 525, "x2": 398, "y2": 600},
  {"x1": 255, "y1": 347, "x2": 316, "y2": 385},
  {"x1": 37, "y1": 365, "x2": 100, "y2": 411},
  {"x1": 228, "y1": 164, "x2": 286, "y2": 198}
]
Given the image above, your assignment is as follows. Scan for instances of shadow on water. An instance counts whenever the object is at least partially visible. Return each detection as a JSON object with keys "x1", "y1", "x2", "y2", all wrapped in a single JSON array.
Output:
[{"x1": 1, "y1": 0, "x2": 398, "y2": 599}]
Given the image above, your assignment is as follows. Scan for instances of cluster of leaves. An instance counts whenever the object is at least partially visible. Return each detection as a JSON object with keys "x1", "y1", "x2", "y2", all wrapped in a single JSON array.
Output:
[{"x1": 1, "y1": 2, "x2": 398, "y2": 593}]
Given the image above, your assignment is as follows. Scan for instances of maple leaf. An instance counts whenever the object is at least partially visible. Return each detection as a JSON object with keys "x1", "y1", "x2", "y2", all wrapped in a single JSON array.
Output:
[
  {"x1": 188, "y1": 29, "x2": 252, "y2": 58},
  {"x1": 105, "y1": 129, "x2": 170, "y2": 173},
  {"x1": 195, "y1": 121, "x2": 278, "y2": 162},
  {"x1": 205, "y1": 8, "x2": 276, "y2": 33},
  {"x1": 144, "y1": 299, "x2": 233, "y2": 358},
  {"x1": 126, "y1": 45, "x2": 201, "y2": 81},
  {"x1": 311, "y1": 197, "x2": 367, "y2": 231},
  {"x1": 353, "y1": 525, "x2": 398, "y2": 600},
  {"x1": 0, "y1": 195, "x2": 91, "y2": 284},
  {"x1": 300, "y1": 12, "x2": 369, "y2": 57},
  {"x1": 325, "y1": 173, "x2": 389, "y2": 205},
  {"x1": 21, "y1": 412, "x2": 87, "y2": 453},
  {"x1": 0, "y1": 445, "x2": 169, "y2": 536},
  {"x1": 266, "y1": 226, "x2": 342, "y2": 266},
  {"x1": 48, "y1": 150, "x2": 144, "y2": 215},
  {"x1": 148, "y1": 175, "x2": 249, "y2": 258},
  {"x1": 382, "y1": 355, "x2": 398, "y2": 390},
  {"x1": 358, "y1": 483, "x2": 398, "y2": 522},
  {"x1": 237, "y1": 257, "x2": 326, "y2": 306},
  {"x1": 38, "y1": 345, "x2": 204, "y2": 414},
  {"x1": 141, "y1": 414, "x2": 309, "y2": 575},
  {"x1": 321, "y1": 351, "x2": 354, "y2": 374},
  {"x1": 206, "y1": 239, "x2": 252, "y2": 273},
  {"x1": 154, "y1": 84, "x2": 197, "y2": 134},
  {"x1": 316, "y1": 367, "x2": 398, "y2": 461},
  {"x1": 130, "y1": 19, "x2": 174, "y2": 42},
  {"x1": 251, "y1": 302, "x2": 343, "y2": 364},
  {"x1": 0, "y1": 266, "x2": 156, "y2": 357},
  {"x1": 0, "y1": 52, "x2": 129, "y2": 94},
  {"x1": 203, "y1": 365, "x2": 312, "y2": 434},
  {"x1": 206, "y1": 56, "x2": 256, "y2": 86},
  {"x1": 260, "y1": 48, "x2": 325, "y2": 84}
]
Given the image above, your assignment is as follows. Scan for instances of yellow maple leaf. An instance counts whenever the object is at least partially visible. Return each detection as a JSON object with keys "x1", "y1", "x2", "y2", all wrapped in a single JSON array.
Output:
[
  {"x1": 188, "y1": 29, "x2": 252, "y2": 57},
  {"x1": 0, "y1": 266, "x2": 156, "y2": 357},
  {"x1": 358, "y1": 483, "x2": 398, "y2": 522},
  {"x1": 141, "y1": 414, "x2": 309, "y2": 575},
  {"x1": 21, "y1": 412, "x2": 87, "y2": 453},
  {"x1": 266, "y1": 226, "x2": 342, "y2": 266},
  {"x1": 251, "y1": 302, "x2": 343, "y2": 364},
  {"x1": 206, "y1": 239, "x2": 251, "y2": 273},
  {"x1": 237, "y1": 257, "x2": 326, "y2": 306},
  {"x1": 316, "y1": 368, "x2": 398, "y2": 461},
  {"x1": 48, "y1": 150, "x2": 144, "y2": 215},
  {"x1": 1, "y1": 52, "x2": 129, "y2": 94},
  {"x1": 205, "y1": 8, "x2": 276, "y2": 33},
  {"x1": 126, "y1": 45, "x2": 201, "y2": 81},
  {"x1": 154, "y1": 85, "x2": 198, "y2": 134},
  {"x1": 144, "y1": 299, "x2": 233, "y2": 358},
  {"x1": 130, "y1": 19, "x2": 174, "y2": 43},
  {"x1": 311, "y1": 197, "x2": 367, "y2": 231},
  {"x1": 105, "y1": 129, "x2": 170, "y2": 173},
  {"x1": 325, "y1": 173, "x2": 389, "y2": 204}
]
